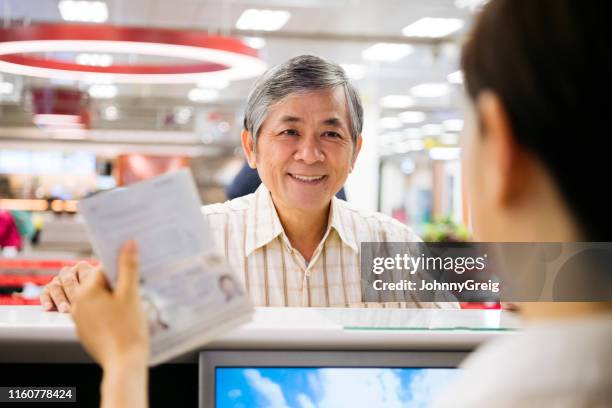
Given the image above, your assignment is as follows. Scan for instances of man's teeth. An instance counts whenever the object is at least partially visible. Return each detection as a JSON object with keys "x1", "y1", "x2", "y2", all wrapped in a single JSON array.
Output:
[{"x1": 290, "y1": 174, "x2": 325, "y2": 182}]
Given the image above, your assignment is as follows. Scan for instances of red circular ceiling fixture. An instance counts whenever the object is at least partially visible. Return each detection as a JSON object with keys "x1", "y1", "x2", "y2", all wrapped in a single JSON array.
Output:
[{"x1": 0, "y1": 24, "x2": 267, "y2": 83}]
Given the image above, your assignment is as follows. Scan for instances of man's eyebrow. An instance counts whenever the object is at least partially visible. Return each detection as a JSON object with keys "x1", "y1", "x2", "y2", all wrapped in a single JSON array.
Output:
[
  {"x1": 279, "y1": 115, "x2": 302, "y2": 123},
  {"x1": 322, "y1": 117, "x2": 345, "y2": 127}
]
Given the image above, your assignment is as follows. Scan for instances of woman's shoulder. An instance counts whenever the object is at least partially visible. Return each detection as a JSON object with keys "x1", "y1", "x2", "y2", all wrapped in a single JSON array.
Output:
[{"x1": 433, "y1": 315, "x2": 612, "y2": 407}]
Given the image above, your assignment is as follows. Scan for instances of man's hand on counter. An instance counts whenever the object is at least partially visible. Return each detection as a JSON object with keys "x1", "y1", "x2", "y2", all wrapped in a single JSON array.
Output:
[{"x1": 40, "y1": 261, "x2": 98, "y2": 312}]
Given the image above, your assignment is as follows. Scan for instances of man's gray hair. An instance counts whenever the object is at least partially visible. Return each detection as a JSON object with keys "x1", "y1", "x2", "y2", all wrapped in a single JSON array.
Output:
[{"x1": 243, "y1": 55, "x2": 364, "y2": 146}]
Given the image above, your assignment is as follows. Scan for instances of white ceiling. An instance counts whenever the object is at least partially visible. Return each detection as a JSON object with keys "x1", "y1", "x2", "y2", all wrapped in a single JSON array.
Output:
[
  {"x1": 2, "y1": 0, "x2": 471, "y2": 36},
  {"x1": 0, "y1": 0, "x2": 475, "y2": 148}
]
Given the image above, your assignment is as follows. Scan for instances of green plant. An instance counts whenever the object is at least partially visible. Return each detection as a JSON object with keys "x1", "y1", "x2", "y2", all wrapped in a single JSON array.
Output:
[{"x1": 423, "y1": 216, "x2": 471, "y2": 242}]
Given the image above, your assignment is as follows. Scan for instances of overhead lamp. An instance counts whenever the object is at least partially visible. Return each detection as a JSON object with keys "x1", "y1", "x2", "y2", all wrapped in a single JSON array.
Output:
[
  {"x1": 174, "y1": 106, "x2": 193, "y2": 125},
  {"x1": 243, "y1": 37, "x2": 266, "y2": 49},
  {"x1": 395, "y1": 140, "x2": 425, "y2": 153},
  {"x1": 188, "y1": 88, "x2": 219, "y2": 102},
  {"x1": 455, "y1": 0, "x2": 489, "y2": 12},
  {"x1": 429, "y1": 147, "x2": 461, "y2": 160},
  {"x1": 0, "y1": 81, "x2": 14, "y2": 94},
  {"x1": 402, "y1": 18, "x2": 464, "y2": 38},
  {"x1": 443, "y1": 119, "x2": 464, "y2": 132},
  {"x1": 76, "y1": 53, "x2": 113, "y2": 67},
  {"x1": 410, "y1": 83, "x2": 450, "y2": 98},
  {"x1": 399, "y1": 111, "x2": 426, "y2": 124},
  {"x1": 0, "y1": 24, "x2": 267, "y2": 84},
  {"x1": 404, "y1": 128, "x2": 423, "y2": 139},
  {"x1": 362, "y1": 43, "x2": 413, "y2": 62},
  {"x1": 58, "y1": 1, "x2": 108, "y2": 23},
  {"x1": 380, "y1": 117, "x2": 402, "y2": 130},
  {"x1": 236, "y1": 9, "x2": 290, "y2": 31},
  {"x1": 440, "y1": 132, "x2": 460, "y2": 145},
  {"x1": 103, "y1": 105, "x2": 119, "y2": 121},
  {"x1": 400, "y1": 158, "x2": 416, "y2": 174},
  {"x1": 422, "y1": 124, "x2": 443, "y2": 136},
  {"x1": 447, "y1": 70, "x2": 464, "y2": 84},
  {"x1": 380, "y1": 95, "x2": 414, "y2": 109},
  {"x1": 88, "y1": 84, "x2": 117, "y2": 99},
  {"x1": 340, "y1": 64, "x2": 366, "y2": 80},
  {"x1": 197, "y1": 77, "x2": 229, "y2": 90}
]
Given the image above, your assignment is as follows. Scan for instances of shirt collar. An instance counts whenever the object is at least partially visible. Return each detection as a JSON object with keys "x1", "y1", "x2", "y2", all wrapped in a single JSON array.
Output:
[
  {"x1": 245, "y1": 184, "x2": 359, "y2": 255},
  {"x1": 329, "y1": 196, "x2": 359, "y2": 253},
  {"x1": 245, "y1": 183, "x2": 284, "y2": 256}
]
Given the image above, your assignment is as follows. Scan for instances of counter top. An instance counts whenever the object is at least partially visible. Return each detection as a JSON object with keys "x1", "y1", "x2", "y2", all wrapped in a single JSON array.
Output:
[{"x1": 0, "y1": 306, "x2": 519, "y2": 363}]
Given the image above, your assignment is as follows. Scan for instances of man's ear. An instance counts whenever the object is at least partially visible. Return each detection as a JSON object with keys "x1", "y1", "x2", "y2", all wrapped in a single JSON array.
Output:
[
  {"x1": 241, "y1": 129, "x2": 257, "y2": 168},
  {"x1": 349, "y1": 135, "x2": 363, "y2": 172},
  {"x1": 477, "y1": 91, "x2": 527, "y2": 206}
]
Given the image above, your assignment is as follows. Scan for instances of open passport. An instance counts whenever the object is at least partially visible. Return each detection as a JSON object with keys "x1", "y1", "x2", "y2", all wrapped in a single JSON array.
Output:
[{"x1": 78, "y1": 169, "x2": 253, "y2": 366}]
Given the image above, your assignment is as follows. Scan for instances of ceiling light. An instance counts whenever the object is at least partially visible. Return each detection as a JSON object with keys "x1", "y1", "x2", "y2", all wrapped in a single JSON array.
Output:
[
  {"x1": 0, "y1": 82, "x2": 14, "y2": 94},
  {"x1": 422, "y1": 124, "x2": 443, "y2": 136},
  {"x1": 455, "y1": 0, "x2": 489, "y2": 12},
  {"x1": 243, "y1": 37, "x2": 266, "y2": 49},
  {"x1": 443, "y1": 119, "x2": 464, "y2": 132},
  {"x1": 197, "y1": 77, "x2": 229, "y2": 90},
  {"x1": 188, "y1": 88, "x2": 219, "y2": 102},
  {"x1": 380, "y1": 117, "x2": 403, "y2": 129},
  {"x1": 410, "y1": 83, "x2": 450, "y2": 98},
  {"x1": 400, "y1": 158, "x2": 416, "y2": 174},
  {"x1": 340, "y1": 64, "x2": 366, "y2": 80},
  {"x1": 399, "y1": 111, "x2": 426, "y2": 124},
  {"x1": 76, "y1": 53, "x2": 113, "y2": 67},
  {"x1": 429, "y1": 147, "x2": 461, "y2": 160},
  {"x1": 402, "y1": 18, "x2": 464, "y2": 38},
  {"x1": 362, "y1": 43, "x2": 413, "y2": 62},
  {"x1": 88, "y1": 84, "x2": 117, "y2": 99},
  {"x1": 58, "y1": 1, "x2": 108, "y2": 23},
  {"x1": 103, "y1": 105, "x2": 119, "y2": 121},
  {"x1": 395, "y1": 140, "x2": 425, "y2": 153},
  {"x1": 404, "y1": 128, "x2": 423, "y2": 139},
  {"x1": 174, "y1": 106, "x2": 193, "y2": 125},
  {"x1": 236, "y1": 9, "x2": 290, "y2": 31},
  {"x1": 440, "y1": 132, "x2": 459, "y2": 145},
  {"x1": 0, "y1": 25, "x2": 267, "y2": 84},
  {"x1": 380, "y1": 95, "x2": 415, "y2": 109},
  {"x1": 447, "y1": 70, "x2": 464, "y2": 84}
]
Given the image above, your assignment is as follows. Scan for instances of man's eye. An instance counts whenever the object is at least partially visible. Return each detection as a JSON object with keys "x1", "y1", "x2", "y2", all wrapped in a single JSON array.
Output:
[
  {"x1": 280, "y1": 129, "x2": 298, "y2": 136},
  {"x1": 323, "y1": 131, "x2": 341, "y2": 138}
]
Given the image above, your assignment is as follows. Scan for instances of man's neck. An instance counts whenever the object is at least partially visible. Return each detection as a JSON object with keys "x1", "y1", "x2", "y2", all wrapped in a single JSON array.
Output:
[{"x1": 272, "y1": 199, "x2": 331, "y2": 262}]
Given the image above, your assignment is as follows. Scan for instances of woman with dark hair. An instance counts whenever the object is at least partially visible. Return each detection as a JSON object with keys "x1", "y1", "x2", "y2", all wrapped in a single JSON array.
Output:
[
  {"x1": 69, "y1": 0, "x2": 611, "y2": 406},
  {"x1": 433, "y1": 0, "x2": 612, "y2": 406}
]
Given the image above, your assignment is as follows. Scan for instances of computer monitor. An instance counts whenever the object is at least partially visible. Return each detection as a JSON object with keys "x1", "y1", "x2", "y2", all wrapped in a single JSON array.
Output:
[{"x1": 200, "y1": 350, "x2": 467, "y2": 408}]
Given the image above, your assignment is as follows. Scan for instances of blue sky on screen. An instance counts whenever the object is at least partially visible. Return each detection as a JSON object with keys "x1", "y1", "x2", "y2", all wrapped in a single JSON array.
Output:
[{"x1": 216, "y1": 367, "x2": 457, "y2": 408}]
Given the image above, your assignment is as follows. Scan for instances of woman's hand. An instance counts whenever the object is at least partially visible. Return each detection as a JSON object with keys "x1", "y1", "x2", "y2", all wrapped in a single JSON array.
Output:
[{"x1": 71, "y1": 240, "x2": 149, "y2": 408}]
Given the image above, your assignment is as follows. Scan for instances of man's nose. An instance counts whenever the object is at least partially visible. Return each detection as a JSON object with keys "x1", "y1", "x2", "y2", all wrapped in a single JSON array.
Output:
[{"x1": 294, "y1": 137, "x2": 325, "y2": 164}]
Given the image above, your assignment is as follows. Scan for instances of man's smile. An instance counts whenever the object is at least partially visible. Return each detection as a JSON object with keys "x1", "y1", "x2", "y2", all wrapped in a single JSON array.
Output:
[{"x1": 288, "y1": 173, "x2": 327, "y2": 184}]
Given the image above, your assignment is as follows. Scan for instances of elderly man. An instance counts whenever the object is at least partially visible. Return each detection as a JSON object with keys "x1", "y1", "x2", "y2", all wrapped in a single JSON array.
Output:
[{"x1": 41, "y1": 55, "x2": 436, "y2": 309}]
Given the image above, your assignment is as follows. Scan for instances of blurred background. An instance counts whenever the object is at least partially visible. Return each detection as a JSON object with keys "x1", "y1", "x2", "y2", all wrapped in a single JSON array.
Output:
[{"x1": 0, "y1": 0, "x2": 486, "y2": 304}]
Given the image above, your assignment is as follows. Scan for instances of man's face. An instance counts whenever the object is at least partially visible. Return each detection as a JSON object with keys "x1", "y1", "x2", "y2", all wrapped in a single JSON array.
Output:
[{"x1": 244, "y1": 87, "x2": 361, "y2": 213}]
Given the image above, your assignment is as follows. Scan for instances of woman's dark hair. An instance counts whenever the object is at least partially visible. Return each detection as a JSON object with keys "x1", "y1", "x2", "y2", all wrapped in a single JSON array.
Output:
[{"x1": 462, "y1": 0, "x2": 611, "y2": 240}]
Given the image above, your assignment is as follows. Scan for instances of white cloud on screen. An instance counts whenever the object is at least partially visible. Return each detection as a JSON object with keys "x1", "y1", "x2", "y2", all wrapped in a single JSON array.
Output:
[
  {"x1": 228, "y1": 389, "x2": 242, "y2": 399},
  {"x1": 243, "y1": 369, "x2": 290, "y2": 408},
  {"x1": 314, "y1": 368, "x2": 405, "y2": 408},
  {"x1": 297, "y1": 393, "x2": 317, "y2": 408},
  {"x1": 404, "y1": 369, "x2": 457, "y2": 408}
]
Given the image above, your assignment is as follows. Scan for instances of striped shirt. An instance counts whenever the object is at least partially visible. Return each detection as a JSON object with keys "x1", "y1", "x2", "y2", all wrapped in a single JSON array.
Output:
[{"x1": 202, "y1": 184, "x2": 451, "y2": 308}]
